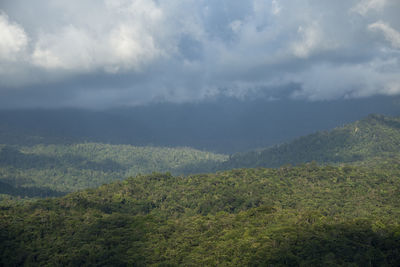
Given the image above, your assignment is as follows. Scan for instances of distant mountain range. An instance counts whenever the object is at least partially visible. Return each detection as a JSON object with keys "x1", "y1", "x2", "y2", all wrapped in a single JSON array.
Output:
[
  {"x1": 1, "y1": 96, "x2": 399, "y2": 153},
  {"x1": 222, "y1": 114, "x2": 400, "y2": 169},
  {"x1": 2, "y1": 113, "x2": 400, "y2": 265},
  {"x1": 2, "y1": 113, "x2": 400, "y2": 199},
  {"x1": 0, "y1": 143, "x2": 226, "y2": 198}
]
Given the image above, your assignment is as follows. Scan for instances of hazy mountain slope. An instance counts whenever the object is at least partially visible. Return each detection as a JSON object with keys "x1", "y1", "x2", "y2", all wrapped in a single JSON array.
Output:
[
  {"x1": 2, "y1": 113, "x2": 400, "y2": 199},
  {"x1": 1, "y1": 164, "x2": 400, "y2": 266},
  {"x1": 225, "y1": 114, "x2": 400, "y2": 169},
  {"x1": 0, "y1": 143, "x2": 227, "y2": 197},
  {"x1": 1, "y1": 96, "x2": 399, "y2": 153}
]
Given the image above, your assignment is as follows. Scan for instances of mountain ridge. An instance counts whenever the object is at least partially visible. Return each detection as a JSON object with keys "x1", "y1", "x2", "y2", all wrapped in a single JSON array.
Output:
[
  {"x1": 223, "y1": 113, "x2": 400, "y2": 169},
  {"x1": 0, "y1": 143, "x2": 227, "y2": 198},
  {"x1": 2, "y1": 114, "x2": 400, "y2": 265},
  {"x1": 1, "y1": 96, "x2": 399, "y2": 153},
  {"x1": 2, "y1": 113, "x2": 400, "y2": 199}
]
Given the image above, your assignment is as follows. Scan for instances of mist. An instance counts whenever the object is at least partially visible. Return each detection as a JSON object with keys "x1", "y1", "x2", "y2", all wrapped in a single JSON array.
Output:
[{"x1": 0, "y1": 95, "x2": 398, "y2": 153}]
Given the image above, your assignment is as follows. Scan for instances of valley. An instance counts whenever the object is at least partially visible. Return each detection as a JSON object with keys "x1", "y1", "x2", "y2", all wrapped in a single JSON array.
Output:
[
  {"x1": 1, "y1": 114, "x2": 400, "y2": 265},
  {"x1": 2, "y1": 1, "x2": 400, "y2": 265}
]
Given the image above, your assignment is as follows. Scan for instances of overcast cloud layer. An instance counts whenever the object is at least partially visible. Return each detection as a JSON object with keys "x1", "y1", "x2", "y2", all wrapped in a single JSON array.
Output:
[{"x1": 0, "y1": 0, "x2": 400, "y2": 108}]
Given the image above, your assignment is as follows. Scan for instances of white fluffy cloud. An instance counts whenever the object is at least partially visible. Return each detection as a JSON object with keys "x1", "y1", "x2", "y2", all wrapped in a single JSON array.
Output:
[
  {"x1": 29, "y1": 0, "x2": 164, "y2": 72},
  {"x1": 0, "y1": 12, "x2": 27, "y2": 61},
  {"x1": 291, "y1": 22, "x2": 338, "y2": 58},
  {"x1": 0, "y1": 0, "x2": 399, "y2": 108}
]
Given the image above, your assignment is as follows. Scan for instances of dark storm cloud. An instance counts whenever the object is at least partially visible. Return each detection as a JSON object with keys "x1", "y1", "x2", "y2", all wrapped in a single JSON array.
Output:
[{"x1": 0, "y1": 0, "x2": 400, "y2": 108}]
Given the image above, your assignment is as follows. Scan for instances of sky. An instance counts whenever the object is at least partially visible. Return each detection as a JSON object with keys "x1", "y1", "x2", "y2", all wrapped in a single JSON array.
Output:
[{"x1": 0, "y1": 0, "x2": 400, "y2": 108}]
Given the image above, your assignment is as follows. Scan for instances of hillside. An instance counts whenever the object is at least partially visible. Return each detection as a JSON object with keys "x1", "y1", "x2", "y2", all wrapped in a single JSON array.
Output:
[
  {"x1": 0, "y1": 143, "x2": 227, "y2": 198},
  {"x1": 224, "y1": 114, "x2": 400, "y2": 169},
  {"x1": 1, "y1": 163, "x2": 400, "y2": 266},
  {"x1": 2, "y1": 114, "x2": 400, "y2": 199}
]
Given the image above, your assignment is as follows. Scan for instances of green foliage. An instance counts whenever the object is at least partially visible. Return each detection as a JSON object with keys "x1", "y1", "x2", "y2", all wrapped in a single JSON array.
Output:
[
  {"x1": 3, "y1": 114, "x2": 400, "y2": 199},
  {"x1": 1, "y1": 163, "x2": 400, "y2": 266},
  {"x1": 0, "y1": 143, "x2": 227, "y2": 197},
  {"x1": 2, "y1": 113, "x2": 400, "y2": 265},
  {"x1": 224, "y1": 114, "x2": 400, "y2": 169}
]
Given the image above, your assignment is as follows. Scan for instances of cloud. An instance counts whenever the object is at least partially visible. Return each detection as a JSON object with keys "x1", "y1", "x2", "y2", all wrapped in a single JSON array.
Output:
[
  {"x1": 368, "y1": 21, "x2": 400, "y2": 49},
  {"x1": 351, "y1": 0, "x2": 388, "y2": 15},
  {"x1": 30, "y1": 0, "x2": 164, "y2": 72},
  {"x1": 291, "y1": 58, "x2": 400, "y2": 100},
  {"x1": 0, "y1": 12, "x2": 28, "y2": 61},
  {"x1": 271, "y1": 0, "x2": 281, "y2": 15},
  {"x1": 0, "y1": 0, "x2": 399, "y2": 108},
  {"x1": 291, "y1": 22, "x2": 338, "y2": 58}
]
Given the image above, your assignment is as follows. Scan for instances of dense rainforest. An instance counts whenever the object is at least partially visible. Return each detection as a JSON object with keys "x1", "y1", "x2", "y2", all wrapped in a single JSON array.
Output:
[
  {"x1": 1, "y1": 114, "x2": 400, "y2": 266},
  {"x1": 225, "y1": 114, "x2": 400, "y2": 169},
  {"x1": 1, "y1": 163, "x2": 400, "y2": 266},
  {"x1": 0, "y1": 143, "x2": 226, "y2": 198},
  {"x1": 2, "y1": 114, "x2": 400, "y2": 199}
]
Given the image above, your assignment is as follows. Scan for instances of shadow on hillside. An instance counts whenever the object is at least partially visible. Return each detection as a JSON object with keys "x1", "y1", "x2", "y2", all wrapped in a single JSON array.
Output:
[
  {"x1": 0, "y1": 146, "x2": 126, "y2": 172},
  {"x1": 250, "y1": 221, "x2": 400, "y2": 266},
  {"x1": 0, "y1": 180, "x2": 66, "y2": 198}
]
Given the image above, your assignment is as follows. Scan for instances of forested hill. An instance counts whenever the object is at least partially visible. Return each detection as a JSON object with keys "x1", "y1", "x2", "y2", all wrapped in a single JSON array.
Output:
[
  {"x1": 0, "y1": 143, "x2": 227, "y2": 198},
  {"x1": 224, "y1": 114, "x2": 400, "y2": 169},
  {"x1": 2, "y1": 114, "x2": 400, "y2": 199},
  {"x1": 2, "y1": 114, "x2": 400, "y2": 265},
  {"x1": 1, "y1": 164, "x2": 400, "y2": 266}
]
